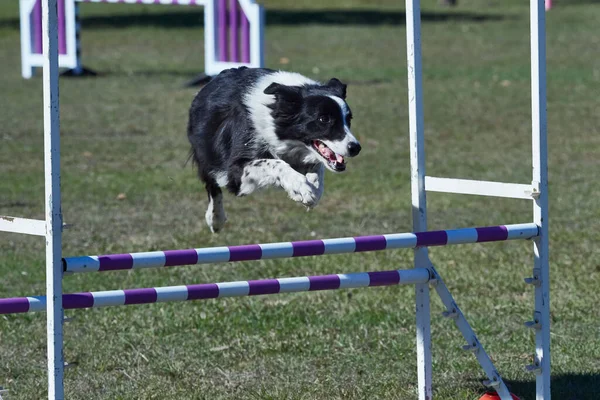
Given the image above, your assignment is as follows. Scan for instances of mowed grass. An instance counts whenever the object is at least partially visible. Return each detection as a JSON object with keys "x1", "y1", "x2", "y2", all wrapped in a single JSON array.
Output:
[{"x1": 1, "y1": 0, "x2": 599, "y2": 398}]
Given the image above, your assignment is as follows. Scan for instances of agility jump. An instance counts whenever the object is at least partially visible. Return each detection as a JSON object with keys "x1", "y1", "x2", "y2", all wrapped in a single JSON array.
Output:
[
  {"x1": 0, "y1": 223, "x2": 538, "y2": 315},
  {"x1": 0, "y1": 0, "x2": 550, "y2": 399}
]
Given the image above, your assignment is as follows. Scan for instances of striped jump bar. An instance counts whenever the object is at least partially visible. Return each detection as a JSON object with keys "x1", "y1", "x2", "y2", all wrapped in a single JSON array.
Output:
[
  {"x1": 64, "y1": 223, "x2": 539, "y2": 273},
  {"x1": 0, "y1": 268, "x2": 430, "y2": 315}
]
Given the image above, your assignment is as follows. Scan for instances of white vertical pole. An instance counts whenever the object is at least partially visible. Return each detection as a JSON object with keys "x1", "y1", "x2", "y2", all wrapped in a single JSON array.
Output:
[
  {"x1": 64, "y1": 0, "x2": 76, "y2": 68},
  {"x1": 530, "y1": 0, "x2": 550, "y2": 399},
  {"x1": 415, "y1": 280, "x2": 432, "y2": 400},
  {"x1": 405, "y1": 1, "x2": 432, "y2": 399},
  {"x1": 19, "y1": 0, "x2": 36, "y2": 79},
  {"x1": 251, "y1": 2, "x2": 265, "y2": 68},
  {"x1": 204, "y1": 0, "x2": 217, "y2": 75},
  {"x1": 42, "y1": 0, "x2": 65, "y2": 398},
  {"x1": 72, "y1": 1, "x2": 83, "y2": 74}
]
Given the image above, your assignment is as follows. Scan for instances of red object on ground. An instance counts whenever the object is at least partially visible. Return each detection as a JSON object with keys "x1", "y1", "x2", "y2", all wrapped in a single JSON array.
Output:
[{"x1": 478, "y1": 392, "x2": 521, "y2": 400}]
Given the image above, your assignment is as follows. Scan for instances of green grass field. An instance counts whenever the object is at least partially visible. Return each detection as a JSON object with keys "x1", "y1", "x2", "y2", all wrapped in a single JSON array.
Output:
[{"x1": 1, "y1": 0, "x2": 599, "y2": 398}]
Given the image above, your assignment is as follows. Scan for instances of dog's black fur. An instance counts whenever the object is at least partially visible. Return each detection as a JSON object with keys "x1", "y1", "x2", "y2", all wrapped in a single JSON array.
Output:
[{"x1": 187, "y1": 67, "x2": 360, "y2": 232}]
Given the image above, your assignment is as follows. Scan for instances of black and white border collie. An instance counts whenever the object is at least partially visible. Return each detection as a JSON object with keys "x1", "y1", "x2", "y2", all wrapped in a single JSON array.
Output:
[{"x1": 187, "y1": 67, "x2": 361, "y2": 233}]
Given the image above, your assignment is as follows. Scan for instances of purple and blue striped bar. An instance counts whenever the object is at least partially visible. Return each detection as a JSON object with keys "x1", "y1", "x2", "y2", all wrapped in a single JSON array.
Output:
[
  {"x1": 0, "y1": 268, "x2": 430, "y2": 315},
  {"x1": 64, "y1": 223, "x2": 538, "y2": 273}
]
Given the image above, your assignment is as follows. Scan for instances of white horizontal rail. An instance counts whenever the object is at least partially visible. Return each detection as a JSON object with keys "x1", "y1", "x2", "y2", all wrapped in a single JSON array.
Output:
[
  {"x1": 0, "y1": 216, "x2": 46, "y2": 236},
  {"x1": 425, "y1": 177, "x2": 538, "y2": 200}
]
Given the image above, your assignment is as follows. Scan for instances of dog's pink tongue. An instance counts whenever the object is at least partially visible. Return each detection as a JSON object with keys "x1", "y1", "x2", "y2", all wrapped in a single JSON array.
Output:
[
  {"x1": 320, "y1": 145, "x2": 333, "y2": 159},
  {"x1": 317, "y1": 142, "x2": 344, "y2": 164}
]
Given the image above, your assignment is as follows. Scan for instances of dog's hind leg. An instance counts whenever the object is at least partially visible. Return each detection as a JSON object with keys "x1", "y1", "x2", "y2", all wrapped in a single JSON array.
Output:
[{"x1": 205, "y1": 181, "x2": 227, "y2": 233}]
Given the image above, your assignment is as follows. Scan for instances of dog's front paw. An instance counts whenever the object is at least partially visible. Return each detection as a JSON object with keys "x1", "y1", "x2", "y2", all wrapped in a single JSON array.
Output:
[{"x1": 287, "y1": 181, "x2": 319, "y2": 208}]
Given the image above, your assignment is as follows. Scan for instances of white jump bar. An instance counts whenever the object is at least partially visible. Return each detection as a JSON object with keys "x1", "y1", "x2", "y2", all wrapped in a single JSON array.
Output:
[
  {"x1": 425, "y1": 177, "x2": 538, "y2": 200},
  {"x1": 0, "y1": 216, "x2": 46, "y2": 236}
]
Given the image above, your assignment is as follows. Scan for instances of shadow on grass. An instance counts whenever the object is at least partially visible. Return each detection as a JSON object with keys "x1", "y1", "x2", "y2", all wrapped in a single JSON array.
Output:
[
  {"x1": 501, "y1": 373, "x2": 600, "y2": 400},
  {"x1": 95, "y1": 69, "x2": 200, "y2": 77},
  {"x1": 0, "y1": 9, "x2": 508, "y2": 30},
  {"x1": 266, "y1": 9, "x2": 506, "y2": 26}
]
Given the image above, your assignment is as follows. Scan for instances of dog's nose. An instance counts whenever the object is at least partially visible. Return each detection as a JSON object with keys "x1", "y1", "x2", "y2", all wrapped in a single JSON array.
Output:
[{"x1": 347, "y1": 142, "x2": 361, "y2": 157}]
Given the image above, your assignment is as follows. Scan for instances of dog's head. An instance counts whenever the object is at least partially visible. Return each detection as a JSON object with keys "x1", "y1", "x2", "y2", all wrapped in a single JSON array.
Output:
[{"x1": 264, "y1": 78, "x2": 361, "y2": 172}]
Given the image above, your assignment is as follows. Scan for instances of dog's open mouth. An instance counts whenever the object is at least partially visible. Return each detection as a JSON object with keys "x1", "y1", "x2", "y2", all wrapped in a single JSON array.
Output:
[{"x1": 312, "y1": 140, "x2": 346, "y2": 171}]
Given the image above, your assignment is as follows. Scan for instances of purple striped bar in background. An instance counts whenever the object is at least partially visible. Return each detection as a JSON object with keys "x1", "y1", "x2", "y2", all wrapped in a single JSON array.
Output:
[
  {"x1": 241, "y1": 10, "x2": 250, "y2": 63},
  {"x1": 0, "y1": 268, "x2": 430, "y2": 315},
  {"x1": 63, "y1": 223, "x2": 538, "y2": 273},
  {"x1": 72, "y1": 0, "x2": 252, "y2": 63},
  {"x1": 33, "y1": 0, "x2": 43, "y2": 54},
  {"x1": 218, "y1": 0, "x2": 227, "y2": 61},
  {"x1": 58, "y1": 0, "x2": 67, "y2": 54},
  {"x1": 229, "y1": 0, "x2": 239, "y2": 62}
]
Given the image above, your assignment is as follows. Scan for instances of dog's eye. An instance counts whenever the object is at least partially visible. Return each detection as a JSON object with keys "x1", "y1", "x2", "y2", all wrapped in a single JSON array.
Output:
[{"x1": 318, "y1": 115, "x2": 331, "y2": 124}]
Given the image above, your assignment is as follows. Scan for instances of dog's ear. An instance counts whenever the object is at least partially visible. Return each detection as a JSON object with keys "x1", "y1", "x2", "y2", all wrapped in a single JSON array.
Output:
[
  {"x1": 264, "y1": 83, "x2": 302, "y2": 103},
  {"x1": 264, "y1": 83, "x2": 302, "y2": 115},
  {"x1": 327, "y1": 78, "x2": 347, "y2": 99}
]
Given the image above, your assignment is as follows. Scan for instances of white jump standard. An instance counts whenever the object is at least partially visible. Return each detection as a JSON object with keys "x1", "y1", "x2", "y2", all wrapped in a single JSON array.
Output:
[{"x1": 0, "y1": 0, "x2": 550, "y2": 399}]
